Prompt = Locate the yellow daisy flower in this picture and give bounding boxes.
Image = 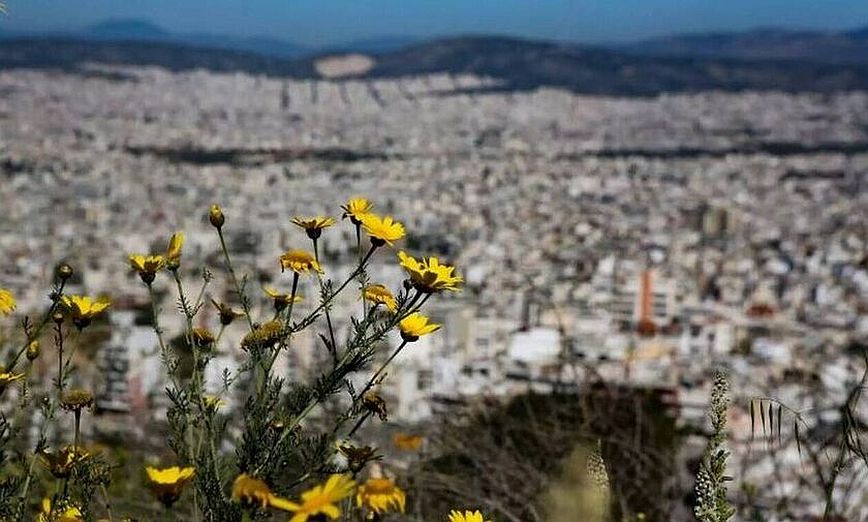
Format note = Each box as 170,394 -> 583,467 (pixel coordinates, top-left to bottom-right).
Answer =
165,231 -> 185,269
393,433 -> 425,451
448,510 -> 490,522
145,466 -> 195,507
398,251 -> 463,293
292,216 -> 336,240
363,284 -> 397,312
192,327 -> 216,349
241,320 -> 286,351
37,497 -> 84,522
231,473 -> 295,511
356,477 -> 406,514
60,295 -> 111,329
0,369 -> 24,388
398,312 -> 440,342
203,395 -> 225,411
264,286 -> 303,312
279,250 -> 323,275
211,298 -> 244,326
60,388 -> 94,412
359,213 -> 405,247
341,197 -> 374,225
284,474 -> 356,522
0,288 -> 15,315
128,254 -> 165,284
41,446 -> 90,479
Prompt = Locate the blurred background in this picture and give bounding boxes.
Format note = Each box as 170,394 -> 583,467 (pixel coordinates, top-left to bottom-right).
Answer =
2,1 -> 868,520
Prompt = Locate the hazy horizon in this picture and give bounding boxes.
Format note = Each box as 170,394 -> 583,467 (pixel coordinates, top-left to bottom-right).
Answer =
1,0 -> 867,47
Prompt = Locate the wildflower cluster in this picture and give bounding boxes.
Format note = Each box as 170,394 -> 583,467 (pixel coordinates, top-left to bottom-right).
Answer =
0,197 -> 491,521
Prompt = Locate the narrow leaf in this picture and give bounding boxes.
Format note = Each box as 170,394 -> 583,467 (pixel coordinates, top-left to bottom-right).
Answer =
760,400 -> 767,438
750,400 -> 755,442
768,401 -> 774,442
777,404 -> 783,447
795,420 -> 802,458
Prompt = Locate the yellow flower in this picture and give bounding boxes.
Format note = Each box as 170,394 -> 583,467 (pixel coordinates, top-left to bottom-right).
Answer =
448,510 -> 490,522
292,216 -> 336,240
0,288 -> 16,315
362,392 -> 388,421
165,231 -> 185,269
398,312 -> 440,342
37,497 -> 83,522
341,197 -> 374,225
398,251 -> 463,293
0,369 -> 24,388
284,474 -> 356,522
337,443 -> 377,473
279,250 -> 322,275
61,295 -> 111,329
231,473 -> 295,511
264,286 -> 303,313
209,204 -> 225,229
60,388 -> 94,412
363,284 -> 397,312
241,320 -> 285,350
192,327 -> 216,349
128,254 -> 165,283
26,340 -> 40,361
211,299 -> 244,326
203,395 -> 225,411
359,214 -> 405,247
393,433 -> 425,451
145,466 -> 195,507
41,446 -> 90,479
356,477 -> 406,514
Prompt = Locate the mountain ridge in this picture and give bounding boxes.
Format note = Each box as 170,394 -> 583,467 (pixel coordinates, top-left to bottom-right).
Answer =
1,31 -> 867,96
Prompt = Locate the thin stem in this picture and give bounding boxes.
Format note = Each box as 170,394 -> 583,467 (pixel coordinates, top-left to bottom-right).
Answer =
260,273 -> 299,395
56,322 -> 64,397
313,238 -> 339,365
347,411 -> 372,439
6,279 -> 67,373
297,244 -> 378,331
356,224 -> 365,318
73,410 -> 81,449
101,484 -> 114,522
359,340 -> 409,400
217,228 -> 255,330
147,283 -> 168,354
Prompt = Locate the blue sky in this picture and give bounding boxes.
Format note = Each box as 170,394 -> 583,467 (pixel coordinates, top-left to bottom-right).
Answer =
2,0 -> 868,46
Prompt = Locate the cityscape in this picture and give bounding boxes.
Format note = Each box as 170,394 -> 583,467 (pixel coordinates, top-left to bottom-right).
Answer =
1,28 -> 868,522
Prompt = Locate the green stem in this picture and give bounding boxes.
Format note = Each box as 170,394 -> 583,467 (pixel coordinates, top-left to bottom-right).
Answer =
56,322 -> 64,397
6,279 -> 66,373
313,238 -> 339,365
296,244 -> 378,332
356,224 -> 366,319
217,228 -> 255,330
260,273 -> 299,395
359,340 -> 408,399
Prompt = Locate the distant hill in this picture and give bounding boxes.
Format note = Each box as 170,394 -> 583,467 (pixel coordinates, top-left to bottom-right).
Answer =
363,36 -> 868,94
0,18 -> 311,59
325,35 -> 421,55
87,19 -> 170,40
1,35 -> 868,96
622,27 -> 868,64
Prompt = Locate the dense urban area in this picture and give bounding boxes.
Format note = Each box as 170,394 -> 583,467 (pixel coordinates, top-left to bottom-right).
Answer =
2,65 -> 868,519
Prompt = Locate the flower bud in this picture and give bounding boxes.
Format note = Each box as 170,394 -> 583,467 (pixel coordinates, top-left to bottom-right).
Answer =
26,340 -> 40,361
56,263 -> 74,281
209,204 -> 225,229
52,312 -> 64,324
